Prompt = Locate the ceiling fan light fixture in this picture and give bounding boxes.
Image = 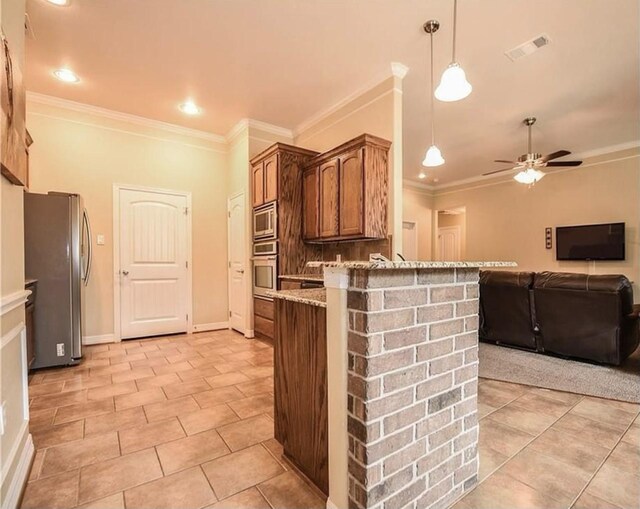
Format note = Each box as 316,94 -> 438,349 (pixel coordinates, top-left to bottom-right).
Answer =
423,145 -> 445,167
513,168 -> 545,185
435,63 -> 472,102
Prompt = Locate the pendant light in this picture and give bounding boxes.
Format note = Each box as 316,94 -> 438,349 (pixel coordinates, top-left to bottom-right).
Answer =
422,20 -> 445,167
435,0 -> 472,102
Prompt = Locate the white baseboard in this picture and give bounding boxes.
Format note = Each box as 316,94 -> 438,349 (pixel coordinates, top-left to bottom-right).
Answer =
83,333 -> 116,345
3,431 -> 34,509
192,322 -> 229,333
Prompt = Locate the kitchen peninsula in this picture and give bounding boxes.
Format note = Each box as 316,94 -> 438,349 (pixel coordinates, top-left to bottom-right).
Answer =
270,260 -> 516,509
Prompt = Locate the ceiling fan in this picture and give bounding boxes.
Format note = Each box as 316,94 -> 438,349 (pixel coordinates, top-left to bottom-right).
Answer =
484,117 -> 583,184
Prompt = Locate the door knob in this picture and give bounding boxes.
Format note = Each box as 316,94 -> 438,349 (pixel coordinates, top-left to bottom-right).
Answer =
122,270 -> 129,276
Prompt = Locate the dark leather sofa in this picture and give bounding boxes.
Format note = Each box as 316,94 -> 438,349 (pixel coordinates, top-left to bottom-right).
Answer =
479,270 -> 640,365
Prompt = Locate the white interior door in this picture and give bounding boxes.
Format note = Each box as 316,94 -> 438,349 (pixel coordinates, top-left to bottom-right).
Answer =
119,188 -> 189,339
402,221 -> 418,260
438,226 -> 461,261
228,193 -> 246,333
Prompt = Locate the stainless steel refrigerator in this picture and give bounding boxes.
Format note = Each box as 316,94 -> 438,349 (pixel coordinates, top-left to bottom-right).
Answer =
24,192 -> 92,368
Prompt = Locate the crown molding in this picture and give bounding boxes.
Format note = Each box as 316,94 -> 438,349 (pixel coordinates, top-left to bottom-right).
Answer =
225,118 -> 293,144
404,140 -> 640,194
569,140 -> 640,161
27,92 -> 227,144
391,62 -> 409,80
293,61 -> 409,138
403,179 -> 436,194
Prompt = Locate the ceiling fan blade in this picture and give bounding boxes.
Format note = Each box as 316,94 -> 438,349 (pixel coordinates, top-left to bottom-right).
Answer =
483,167 -> 516,176
540,150 -> 571,163
494,159 -> 519,164
546,160 -> 583,167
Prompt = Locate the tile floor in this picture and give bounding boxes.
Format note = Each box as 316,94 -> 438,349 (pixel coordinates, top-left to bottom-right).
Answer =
23,330 -> 324,509
22,330 -> 640,509
455,379 -> 640,509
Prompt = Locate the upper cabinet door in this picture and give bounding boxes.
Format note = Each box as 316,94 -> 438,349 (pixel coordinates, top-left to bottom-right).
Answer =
319,159 -> 340,238
263,153 -> 278,203
339,148 -> 364,237
252,162 -> 265,207
302,166 -> 320,240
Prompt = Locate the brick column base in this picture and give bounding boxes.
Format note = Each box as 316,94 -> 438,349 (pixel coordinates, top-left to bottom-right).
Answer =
345,268 -> 479,509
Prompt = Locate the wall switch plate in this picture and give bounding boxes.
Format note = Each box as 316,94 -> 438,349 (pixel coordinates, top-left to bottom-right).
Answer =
96,234 -> 105,245
56,343 -> 65,357
0,402 -> 6,436
545,227 -> 552,249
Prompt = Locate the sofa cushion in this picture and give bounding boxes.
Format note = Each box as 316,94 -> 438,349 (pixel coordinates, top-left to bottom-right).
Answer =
479,271 -> 536,349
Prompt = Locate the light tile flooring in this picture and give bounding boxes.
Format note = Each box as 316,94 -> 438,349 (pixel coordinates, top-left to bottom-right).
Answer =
22,330 -> 640,509
23,330 -> 324,509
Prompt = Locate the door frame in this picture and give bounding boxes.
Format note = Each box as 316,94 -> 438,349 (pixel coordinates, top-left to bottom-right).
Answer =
112,183 -> 193,342
227,190 -> 249,335
437,225 -> 462,261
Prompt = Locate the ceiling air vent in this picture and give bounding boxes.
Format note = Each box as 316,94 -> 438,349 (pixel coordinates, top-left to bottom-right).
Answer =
505,33 -> 551,61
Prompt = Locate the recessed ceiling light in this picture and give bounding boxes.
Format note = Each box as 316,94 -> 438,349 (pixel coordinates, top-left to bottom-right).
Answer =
418,172 -> 427,179
53,68 -> 79,83
179,100 -> 202,115
47,0 -> 70,5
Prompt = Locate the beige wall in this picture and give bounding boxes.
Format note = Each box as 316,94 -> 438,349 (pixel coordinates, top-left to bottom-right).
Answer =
1,0 -> 31,505
294,76 -> 403,254
431,149 -> 640,299
26,100 -> 230,338
402,188 -> 433,260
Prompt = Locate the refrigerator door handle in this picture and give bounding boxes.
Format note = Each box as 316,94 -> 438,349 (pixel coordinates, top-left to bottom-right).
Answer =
83,208 -> 92,286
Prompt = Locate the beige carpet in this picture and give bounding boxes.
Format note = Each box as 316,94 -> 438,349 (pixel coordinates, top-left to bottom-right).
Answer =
478,342 -> 640,403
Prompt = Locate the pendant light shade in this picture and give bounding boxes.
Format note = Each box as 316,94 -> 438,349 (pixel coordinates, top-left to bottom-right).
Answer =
435,63 -> 472,102
436,0 -> 472,102
422,20 -> 445,168
423,145 -> 445,167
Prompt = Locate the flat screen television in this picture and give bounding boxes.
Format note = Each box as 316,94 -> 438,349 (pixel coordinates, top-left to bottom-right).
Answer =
556,222 -> 625,261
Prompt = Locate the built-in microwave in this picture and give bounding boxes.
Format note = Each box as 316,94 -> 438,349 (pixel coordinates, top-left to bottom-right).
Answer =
253,202 -> 277,240
253,256 -> 277,300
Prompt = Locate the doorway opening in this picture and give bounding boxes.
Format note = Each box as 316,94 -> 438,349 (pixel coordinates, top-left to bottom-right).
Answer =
436,207 -> 466,261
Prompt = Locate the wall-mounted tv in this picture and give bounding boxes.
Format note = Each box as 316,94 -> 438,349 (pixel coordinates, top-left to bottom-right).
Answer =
556,223 -> 625,261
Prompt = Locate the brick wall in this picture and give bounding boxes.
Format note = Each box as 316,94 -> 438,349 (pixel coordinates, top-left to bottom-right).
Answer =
346,268 -> 479,509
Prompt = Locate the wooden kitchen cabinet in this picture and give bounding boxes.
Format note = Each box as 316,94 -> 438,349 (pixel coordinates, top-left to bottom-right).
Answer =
319,159 -> 339,238
263,153 -> 278,204
250,143 -> 322,340
302,134 -> 391,242
274,298 -> 328,495
339,148 -> 364,236
302,166 -> 320,240
252,162 -> 265,207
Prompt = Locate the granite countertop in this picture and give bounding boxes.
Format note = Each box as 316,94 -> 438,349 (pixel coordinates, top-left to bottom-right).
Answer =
278,274 -> 324,282
266,288 -> 327,308
306,261 -> 517,270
